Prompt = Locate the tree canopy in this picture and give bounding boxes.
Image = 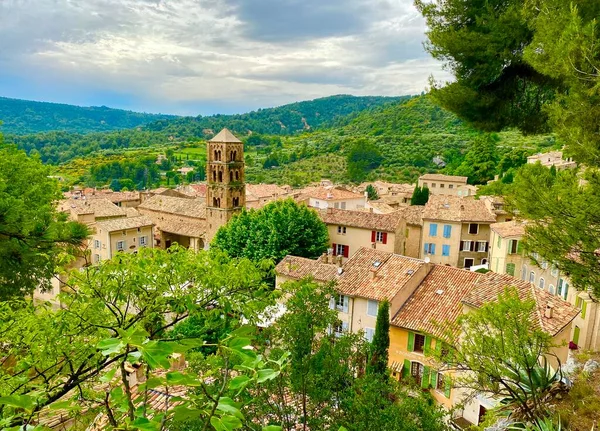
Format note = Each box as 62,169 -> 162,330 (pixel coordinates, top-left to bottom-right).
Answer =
0,144 -> 88,299
212,199 -> 329,264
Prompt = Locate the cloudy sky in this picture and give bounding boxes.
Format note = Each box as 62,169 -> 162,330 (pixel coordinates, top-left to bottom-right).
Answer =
0,0 -> 450,115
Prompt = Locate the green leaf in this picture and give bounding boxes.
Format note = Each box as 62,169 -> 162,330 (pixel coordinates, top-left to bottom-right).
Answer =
210,414 -> 243,431
263,426 -> 282,431
140,377 -> 163,390
228,375 -> 250,391
228,337 -> 252,352
99,367 -> 117,383
167,338 -> 206,353
49,400 -> 73,410
166,371 -> 201,386
97,338 -> 124,355
0,395 -> 35,412
216,397 -> 244,419
257,368 -> 279,383
172,405 -> 203,422
132,417 -> 160,431
139,341 -> 173,369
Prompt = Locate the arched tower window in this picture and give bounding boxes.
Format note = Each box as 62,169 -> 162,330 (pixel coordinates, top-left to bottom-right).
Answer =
217,150 -> 222,161
212,169 -> 217,182
233,150 -> 237,161
233,197 -> 239,207
230,151 -> 234,161
230,171 -> 234,182
213,197 -> 218,207
218,170 -> 223,182
216,198 -> 221,207
235,170 -> 240,181
214,150 -> 218,161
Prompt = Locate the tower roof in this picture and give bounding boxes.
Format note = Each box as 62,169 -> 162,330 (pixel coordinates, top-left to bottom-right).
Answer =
208,128 -> 242,143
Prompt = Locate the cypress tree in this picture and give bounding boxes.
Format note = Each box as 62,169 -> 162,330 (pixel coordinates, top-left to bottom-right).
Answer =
367,300 -> 390,376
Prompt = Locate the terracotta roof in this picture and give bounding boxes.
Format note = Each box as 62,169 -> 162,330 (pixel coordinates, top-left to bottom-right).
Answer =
90,191 -> 140,203
365,201 -> 397,214
399,205 -> 424,226
95,215 -> 154,232
299,186 -> 364,201
419,173 -> 468,183
246,183 -> 290,200
318,208 -> 402,232
463,272 -> 579,336
63,198 -> 127,218
209,128 -> 242,143
392,265 -> 481,339
423,195 -> 496,223
335,248 -> 426,302
490,220 -> 526,238
159,217 -> 206,238
276,256 -> 339,283
139,195 -> 206,219
125,207 -> 140,217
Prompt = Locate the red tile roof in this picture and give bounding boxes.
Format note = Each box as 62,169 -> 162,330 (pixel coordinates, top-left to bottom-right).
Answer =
423,195 -> 496,223
318,208 -> 402,232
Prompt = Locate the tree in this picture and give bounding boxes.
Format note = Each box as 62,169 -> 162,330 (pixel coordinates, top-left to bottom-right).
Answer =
411,186 -> 430,206
441,288 -> 563,422
365,184 -> 379,200
0,145 -> 88,299
453,134 -> 499,185
0,246 -> 282,429
212,199 -> 329,263
109,178 -> 122,191
367,300 -> 390,376
346,140 -> 383,183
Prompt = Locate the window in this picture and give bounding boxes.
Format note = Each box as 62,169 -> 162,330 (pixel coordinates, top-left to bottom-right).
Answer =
414,333 -> 426,353
551,265 -> 559,277
376,231 -> 384,242
93,254 -> 100,263
423,182 -> 428,187
367,300 -> 379,317
497,236 -> 502,249
468,223 -> 479,234
548,284 -> 555,295
334,321 -> 348,337
539,278 -> 545,289
460,240 -> 473,252
314,201 -> 320,208
340,202 -> 346,210
464,258 -> 474,269
423,243 -> 436,255
335,294 -> 349,313
431,183 -> 437,188
116,240 -> 126,251
364,327 -> 375,342
521,265 -> 528,281
429,223 -> 438,237
541,260 -> 548,270
139,236 -> 148,247
122,230 -> 127,237
557,279 -> 569,299
337,226 -> 346,235
448,184 -> 454,189
94,239 -> 101,249
436,372 -> 445,391
529,271 -> 535,283
334,202 -> 340,209
476,241 -> 488,252
411,362 -> 424,381
443,225 -> 452,238
509,239 -> 519,254
442,245 -> 450,257
334,244 -> 349,258
506,263 -> 516,276
440,183 -> 445,188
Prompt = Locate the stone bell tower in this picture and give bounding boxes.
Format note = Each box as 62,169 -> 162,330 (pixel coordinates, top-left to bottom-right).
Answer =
205,128 -> 246,244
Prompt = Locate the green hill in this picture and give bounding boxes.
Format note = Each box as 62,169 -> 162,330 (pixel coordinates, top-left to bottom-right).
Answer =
142,94 -> 406,137
0,97 -> 176,135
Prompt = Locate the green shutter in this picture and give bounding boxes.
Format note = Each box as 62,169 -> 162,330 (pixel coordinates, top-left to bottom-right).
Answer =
444,375 -> 452,398
430,370 -> 437,387
573,326 -> 580,345
421,366 -> 430,389
435,339 -> 442,357
582,301 -> 587,319
402,359 -> 411,379
517,240 -> 523,254
424,335 -> 432,356
407,332 -> 415,352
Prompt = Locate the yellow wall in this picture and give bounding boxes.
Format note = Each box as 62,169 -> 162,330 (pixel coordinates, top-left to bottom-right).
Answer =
327,225 -> 398,260
421,220 -> 461,265
91,225 -> 154,262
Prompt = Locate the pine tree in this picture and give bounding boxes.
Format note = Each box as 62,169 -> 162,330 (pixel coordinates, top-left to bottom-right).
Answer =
367,300 -> 390,376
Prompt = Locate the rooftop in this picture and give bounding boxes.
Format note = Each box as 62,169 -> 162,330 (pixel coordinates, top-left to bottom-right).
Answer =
95,215 -> 154,233
319,208 -> 402,232
276,255 -> 340,283
419,173 -> 468,183
399,205 -> 425,226
209,127 -> 242,143
423,195 -> 496,223
490,220 -> 526,238
246,183 -> 290,200
89,191 -> 140,203
62,198 -> 127,219
298,186 -> 365,201
138,195 -> 206,219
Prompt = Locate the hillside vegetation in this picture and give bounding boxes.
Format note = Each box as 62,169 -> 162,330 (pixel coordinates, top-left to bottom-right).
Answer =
0,97 -> 175,134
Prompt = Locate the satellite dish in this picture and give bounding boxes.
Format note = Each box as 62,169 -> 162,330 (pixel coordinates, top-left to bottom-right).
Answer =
424,257 -> 431,263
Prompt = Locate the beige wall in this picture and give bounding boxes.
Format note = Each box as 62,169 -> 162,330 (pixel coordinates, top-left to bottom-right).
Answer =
418,178 -> 467,196
421,220 -> 461,265
309,196 -> 366,211
327,224 -> 401,260
91,225 -> 154,263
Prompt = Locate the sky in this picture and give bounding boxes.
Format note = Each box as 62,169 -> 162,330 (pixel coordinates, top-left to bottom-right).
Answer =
0,0 -> 451,116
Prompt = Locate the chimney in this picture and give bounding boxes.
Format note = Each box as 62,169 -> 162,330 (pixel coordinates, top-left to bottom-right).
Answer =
321,252 -> 327,263
336,255 -> 343,268
545,303 -> 554,319
369,207 -> 374,213
370,268 -> 377,280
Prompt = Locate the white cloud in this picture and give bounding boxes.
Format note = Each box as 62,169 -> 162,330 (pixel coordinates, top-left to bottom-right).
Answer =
0,0 -> 452,114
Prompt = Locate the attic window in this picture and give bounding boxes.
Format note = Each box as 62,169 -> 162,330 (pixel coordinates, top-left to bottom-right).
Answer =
373,261 -> 382,268
435,289 -> 444,295
407,269 -> 414,275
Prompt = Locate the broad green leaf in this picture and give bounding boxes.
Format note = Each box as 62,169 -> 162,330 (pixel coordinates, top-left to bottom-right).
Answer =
210,414 -> 243,431
339,427 -> 349,431
140,341 -> 173,369
166,371 -> 201,386
132,417 -> 159,431
228,337 -> 252,352
216,397 -> 244,419
140,377 -> 163,390
229,325 -> 256,337
167,338 -> 206,353
0,395 -> 35,412
228,375 -> 250,390
99,367 -> 117,383
97,338 -> 124,355
257,368 -> 279,383
171,405 -> 204,422
49,400 -> 72,410
263,426 -> 282,431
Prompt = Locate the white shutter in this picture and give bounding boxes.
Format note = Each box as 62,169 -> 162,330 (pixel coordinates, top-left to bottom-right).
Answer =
329,297 -> 335,310
342,321 -> 349,332
343,296 -> 349,313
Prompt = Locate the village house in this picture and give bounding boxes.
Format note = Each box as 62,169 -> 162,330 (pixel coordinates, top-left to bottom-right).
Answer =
246,183 -> 292,209
353,181 -> 415,205
489,220 -> 600,350
421,195 -> 497,269
137,195 -> 206,251
318,208 -> 406,259
418,174 -> 477,197
90,215 -> 154,263
296,186 -> 366,210
60,198 -> 128,225
275,247 -> 578,428
527,150 -> 577,170
399,205 -> 424,258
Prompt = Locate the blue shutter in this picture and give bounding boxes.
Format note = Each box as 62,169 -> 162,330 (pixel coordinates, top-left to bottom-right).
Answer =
443,225 -> 452,238
424,243 -> 429,255
430,223 -> 438,237
430,244 -> 436,255
442,245 -> 450,256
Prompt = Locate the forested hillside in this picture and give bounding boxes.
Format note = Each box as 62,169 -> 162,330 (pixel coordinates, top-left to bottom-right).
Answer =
0,97 -> 176,134
142,94 -> 405,137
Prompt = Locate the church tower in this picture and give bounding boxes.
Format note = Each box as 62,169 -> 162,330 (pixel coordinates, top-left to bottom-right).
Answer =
205,128 -> 246,244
